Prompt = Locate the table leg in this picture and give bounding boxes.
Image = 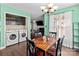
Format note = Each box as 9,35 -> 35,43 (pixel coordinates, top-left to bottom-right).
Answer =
43,51 -> 46,56
36,47 -> 46,56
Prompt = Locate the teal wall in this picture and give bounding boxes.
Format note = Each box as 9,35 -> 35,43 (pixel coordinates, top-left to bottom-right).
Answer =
0,4 -> 31,48
44,13 -> 49,36
0,4 -> 1,48
44,4 -> 79,35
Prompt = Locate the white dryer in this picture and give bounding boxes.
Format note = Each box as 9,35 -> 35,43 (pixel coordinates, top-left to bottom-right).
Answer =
6,30 -> 18,46
19,30 -> 27,42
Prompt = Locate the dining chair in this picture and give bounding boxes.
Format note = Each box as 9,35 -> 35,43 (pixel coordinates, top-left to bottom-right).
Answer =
49,32 -> 57,38
48,32 -> 57,48
47,36 -> 65,56
26,37 -> 36,56
26,37 -> 44,56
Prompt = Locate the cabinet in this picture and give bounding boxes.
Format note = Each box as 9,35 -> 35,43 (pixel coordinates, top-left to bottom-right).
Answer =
73,22 -> 79,50
6,13 -> 26,30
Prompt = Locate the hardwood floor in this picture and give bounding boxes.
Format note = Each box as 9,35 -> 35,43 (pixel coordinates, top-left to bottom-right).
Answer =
0,42 -> 27,56
62,47 -> 79,56
0,41 -> 79,56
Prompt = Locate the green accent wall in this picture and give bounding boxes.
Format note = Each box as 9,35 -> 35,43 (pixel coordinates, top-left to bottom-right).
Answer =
44,13 -> 49,36
0,4 -> 31,48
44,4 -> 79,48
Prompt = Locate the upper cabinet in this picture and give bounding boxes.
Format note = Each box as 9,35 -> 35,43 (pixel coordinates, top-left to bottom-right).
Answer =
6,13 -> 26,25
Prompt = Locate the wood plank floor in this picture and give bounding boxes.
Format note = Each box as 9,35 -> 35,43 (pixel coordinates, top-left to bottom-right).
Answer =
62,47 -> 79,56
0,41 -> 79,56
0,41 -> 27,56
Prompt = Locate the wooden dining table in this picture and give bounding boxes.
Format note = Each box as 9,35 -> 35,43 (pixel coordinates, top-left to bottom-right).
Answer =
32,36 -> 58,56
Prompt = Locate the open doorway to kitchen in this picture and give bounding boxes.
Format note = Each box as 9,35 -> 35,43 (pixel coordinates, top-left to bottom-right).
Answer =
31,20 -> 44,39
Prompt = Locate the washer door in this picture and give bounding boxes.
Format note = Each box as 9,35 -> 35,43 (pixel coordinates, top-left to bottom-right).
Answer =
7,32 -> 18,46
21,33 -> 26,37
9,34 -> 16,40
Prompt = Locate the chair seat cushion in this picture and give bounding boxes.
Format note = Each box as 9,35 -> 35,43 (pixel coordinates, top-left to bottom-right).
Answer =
49,48 -> 56,51
36,51 -> 43,56
47,48 -> 56,56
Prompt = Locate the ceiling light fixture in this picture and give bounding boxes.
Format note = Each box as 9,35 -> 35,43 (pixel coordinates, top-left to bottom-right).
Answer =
40,3 -> 58,13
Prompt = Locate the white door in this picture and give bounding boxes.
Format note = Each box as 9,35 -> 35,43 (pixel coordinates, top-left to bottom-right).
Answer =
63,12 -> 73,48
49,12 -> 73,48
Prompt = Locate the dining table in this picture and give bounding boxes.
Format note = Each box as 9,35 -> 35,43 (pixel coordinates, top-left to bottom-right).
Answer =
32,36 -> 58,56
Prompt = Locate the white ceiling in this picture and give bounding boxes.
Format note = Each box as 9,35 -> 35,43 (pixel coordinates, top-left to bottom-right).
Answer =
5,3 -> 76,20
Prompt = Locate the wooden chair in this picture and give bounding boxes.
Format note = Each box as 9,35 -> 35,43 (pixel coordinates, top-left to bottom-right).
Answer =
27,38 -> 36,56
48,32 -> 57,48
49,32 -> 57,38
26,37 -> 44,56
47,36 -> 65,56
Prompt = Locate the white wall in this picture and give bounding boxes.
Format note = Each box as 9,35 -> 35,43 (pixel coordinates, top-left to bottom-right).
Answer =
32,15 -> 44,31
32,20 -> 38,30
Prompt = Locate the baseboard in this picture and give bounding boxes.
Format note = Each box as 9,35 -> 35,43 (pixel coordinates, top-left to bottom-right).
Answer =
0,46 -> 6,50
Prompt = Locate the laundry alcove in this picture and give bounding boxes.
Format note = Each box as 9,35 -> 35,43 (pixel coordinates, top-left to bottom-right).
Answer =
0,4 -> 31,49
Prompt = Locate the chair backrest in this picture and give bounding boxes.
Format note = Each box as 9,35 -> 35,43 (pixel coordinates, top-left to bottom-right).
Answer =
26,37 -> 35,56
56,36 -> 65,56
49,32 -> 57,38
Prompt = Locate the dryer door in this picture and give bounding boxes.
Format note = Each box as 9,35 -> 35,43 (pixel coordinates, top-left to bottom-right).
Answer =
21,33 -> 26,38
9,34 -> 16,40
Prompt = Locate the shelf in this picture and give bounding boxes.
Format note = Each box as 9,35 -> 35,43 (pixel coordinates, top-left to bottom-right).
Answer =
74,31 -> 79,34
73,33 -> 79,35
6,13 -> 26,25
74,38 -> 79,41
74,42 -> 79,46
74,41 -> 79,44
74,35 -> 79,37
73,22 -> 79,50
74,46 -> 79,49
74,29 -> 79,31
74,29 -> 79,30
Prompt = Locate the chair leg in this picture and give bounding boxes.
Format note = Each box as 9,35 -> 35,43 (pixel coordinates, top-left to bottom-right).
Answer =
60,53 -> 61,56
35,49 -> 37,56
60,50 -> 61,56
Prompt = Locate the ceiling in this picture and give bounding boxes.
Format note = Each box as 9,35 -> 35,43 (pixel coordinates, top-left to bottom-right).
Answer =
5,3 -> 76,20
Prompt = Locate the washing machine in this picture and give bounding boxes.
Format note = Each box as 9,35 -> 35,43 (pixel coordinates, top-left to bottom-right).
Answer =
6,30 -> 19,46
19,30 -> 27,42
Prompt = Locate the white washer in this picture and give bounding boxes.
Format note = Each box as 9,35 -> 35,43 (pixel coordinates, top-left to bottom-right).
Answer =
19,30 -> 27,42
6,30 -> 18,46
